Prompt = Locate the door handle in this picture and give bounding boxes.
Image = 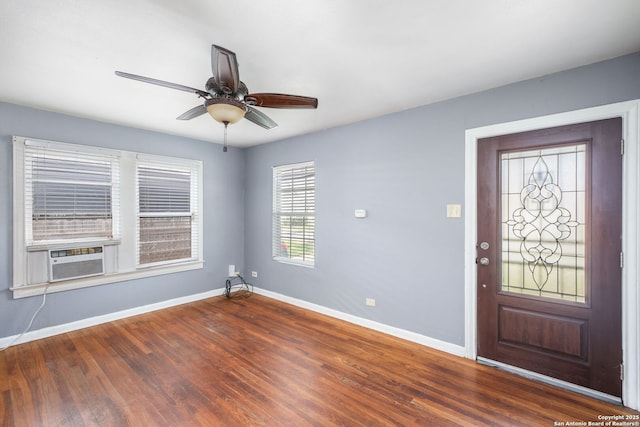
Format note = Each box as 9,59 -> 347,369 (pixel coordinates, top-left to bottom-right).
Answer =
479,257 -> 490,266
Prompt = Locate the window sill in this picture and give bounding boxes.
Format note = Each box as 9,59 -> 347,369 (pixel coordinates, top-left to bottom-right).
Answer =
273,257 -> 315,268
27,239 -> 121,252
11,260 -> 204,299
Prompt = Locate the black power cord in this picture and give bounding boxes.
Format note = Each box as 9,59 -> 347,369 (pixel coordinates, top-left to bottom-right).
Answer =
224,274 -> 253,299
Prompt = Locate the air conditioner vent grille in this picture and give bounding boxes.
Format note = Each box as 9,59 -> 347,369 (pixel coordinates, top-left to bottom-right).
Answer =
49,246 -> 105,282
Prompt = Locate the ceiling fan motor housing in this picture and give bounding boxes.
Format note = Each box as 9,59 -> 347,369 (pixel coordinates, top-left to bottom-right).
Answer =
206,77 -> 249,100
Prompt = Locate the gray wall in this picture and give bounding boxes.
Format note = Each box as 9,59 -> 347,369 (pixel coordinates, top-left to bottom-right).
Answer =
0,103 -> 245,337
244,52 -> 640,346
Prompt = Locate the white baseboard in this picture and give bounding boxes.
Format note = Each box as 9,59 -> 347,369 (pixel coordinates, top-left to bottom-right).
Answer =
253,287 -> 467,358
0,288 -> 225,348
1,286 -> 466,361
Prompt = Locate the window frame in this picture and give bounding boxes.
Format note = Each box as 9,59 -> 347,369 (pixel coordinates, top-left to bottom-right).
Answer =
12,136 -> 203,298
272,161 -> 316,267
136,153 -> 202,268
23,138 -> 121,245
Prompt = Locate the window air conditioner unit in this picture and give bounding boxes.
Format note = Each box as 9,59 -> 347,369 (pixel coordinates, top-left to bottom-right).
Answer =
48,246 -> 105,282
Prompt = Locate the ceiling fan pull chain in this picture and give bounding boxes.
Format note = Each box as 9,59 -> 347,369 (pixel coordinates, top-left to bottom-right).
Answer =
223,121 -> 229,152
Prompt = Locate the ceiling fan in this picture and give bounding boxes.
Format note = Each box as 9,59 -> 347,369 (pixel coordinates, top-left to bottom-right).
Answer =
115,44 -> 318,151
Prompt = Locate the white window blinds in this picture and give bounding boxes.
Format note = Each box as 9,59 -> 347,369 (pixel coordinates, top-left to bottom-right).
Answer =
23,139 -> 120,244
136,154 -> 201,266
273,161 -> 315,266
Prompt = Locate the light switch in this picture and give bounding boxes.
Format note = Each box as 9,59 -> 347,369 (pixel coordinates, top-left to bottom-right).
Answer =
446,204 -> 462,218
354,209 -> 367,218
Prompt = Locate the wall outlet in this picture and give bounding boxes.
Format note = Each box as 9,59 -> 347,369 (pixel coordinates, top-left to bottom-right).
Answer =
251,271 -> 258,278
365,298 -> 376,307
228,265 -> 235,277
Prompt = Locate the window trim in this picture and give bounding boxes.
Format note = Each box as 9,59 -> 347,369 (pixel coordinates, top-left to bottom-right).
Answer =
272,160 -> 316,267
11,260 -> 203,298
12,136 -> 203,299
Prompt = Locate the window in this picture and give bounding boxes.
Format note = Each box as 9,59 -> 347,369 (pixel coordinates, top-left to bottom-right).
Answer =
273,161 -> 315,266
136,154 -> 200,266
23,139 -> 120,244
12,136 -> 203,298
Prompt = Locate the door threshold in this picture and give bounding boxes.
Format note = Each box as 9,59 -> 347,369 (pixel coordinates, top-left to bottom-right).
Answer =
477,357 -> 622,406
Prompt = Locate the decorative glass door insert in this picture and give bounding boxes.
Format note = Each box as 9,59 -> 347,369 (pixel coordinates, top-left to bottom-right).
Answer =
500,144 -> 586,303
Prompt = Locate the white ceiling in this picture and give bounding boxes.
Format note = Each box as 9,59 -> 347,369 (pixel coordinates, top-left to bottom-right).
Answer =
1,0 -> 639,148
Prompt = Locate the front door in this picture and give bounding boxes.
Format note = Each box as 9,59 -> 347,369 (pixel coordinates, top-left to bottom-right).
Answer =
477,118 -> 623,397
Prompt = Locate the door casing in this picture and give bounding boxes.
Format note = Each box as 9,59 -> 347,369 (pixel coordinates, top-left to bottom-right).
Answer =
464,100 -> 640,410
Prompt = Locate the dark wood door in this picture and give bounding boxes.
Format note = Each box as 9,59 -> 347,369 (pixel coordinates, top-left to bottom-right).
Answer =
477,118 -> 623,397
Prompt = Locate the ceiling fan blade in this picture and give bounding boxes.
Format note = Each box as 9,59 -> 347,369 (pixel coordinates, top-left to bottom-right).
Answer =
211,45 -> 240,94
246,93 -> 318,109
115,71 -> 209,98
176,105 -> 207,120
245,106 -> 278,129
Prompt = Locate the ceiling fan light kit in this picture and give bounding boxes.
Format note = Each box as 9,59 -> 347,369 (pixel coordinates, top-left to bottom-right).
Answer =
115,44 -> 318,151
205,98 -> 246,124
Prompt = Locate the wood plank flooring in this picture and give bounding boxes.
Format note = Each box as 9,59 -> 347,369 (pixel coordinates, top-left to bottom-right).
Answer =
1,294 -> 638,426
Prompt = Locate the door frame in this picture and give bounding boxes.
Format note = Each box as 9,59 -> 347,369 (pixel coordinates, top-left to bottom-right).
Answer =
464,99 -> 640,410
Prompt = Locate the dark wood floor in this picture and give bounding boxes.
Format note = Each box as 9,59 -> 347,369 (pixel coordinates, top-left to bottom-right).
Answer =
1,294 -> 638,426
